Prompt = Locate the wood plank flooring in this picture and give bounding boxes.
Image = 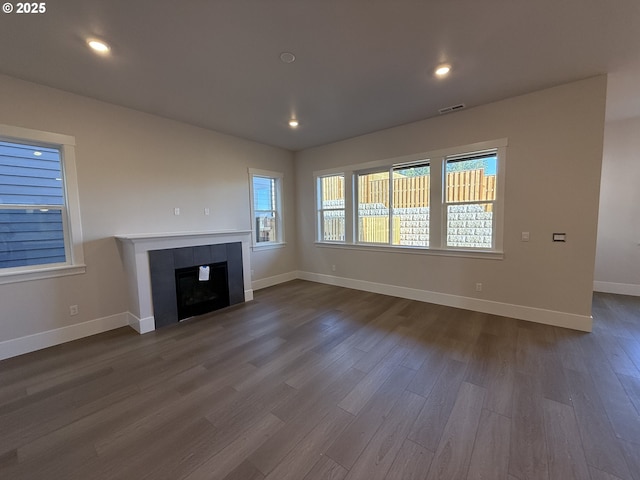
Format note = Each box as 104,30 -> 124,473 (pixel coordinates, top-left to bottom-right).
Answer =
1,280 -> 640,480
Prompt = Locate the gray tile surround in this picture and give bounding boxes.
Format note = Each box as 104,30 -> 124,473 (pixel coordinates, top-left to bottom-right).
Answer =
149,242 -> 244,328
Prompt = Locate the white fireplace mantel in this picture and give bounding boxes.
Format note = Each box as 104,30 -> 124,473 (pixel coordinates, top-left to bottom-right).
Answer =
116,230 -> 253,333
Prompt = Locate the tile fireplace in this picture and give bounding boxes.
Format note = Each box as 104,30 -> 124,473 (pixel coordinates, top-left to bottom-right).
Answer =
116,231 -> 253,333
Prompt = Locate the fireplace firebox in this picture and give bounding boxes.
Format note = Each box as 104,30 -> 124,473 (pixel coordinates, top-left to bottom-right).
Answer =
175,262 -> 230,320
117,232 -> 250,333
148,241 -> 245,329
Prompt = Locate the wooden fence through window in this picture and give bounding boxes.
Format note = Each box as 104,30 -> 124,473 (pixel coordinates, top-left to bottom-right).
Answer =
320,170 -> 496,243
321,170 -> 496,207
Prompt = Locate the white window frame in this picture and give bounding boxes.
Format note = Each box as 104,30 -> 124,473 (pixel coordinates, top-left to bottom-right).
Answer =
313,138 -> 507,259
316,173 -> 347,243
355,167 -> 392,245
248,168 -> 285,249
443,150 -> 503,251
0,124 -> 85,284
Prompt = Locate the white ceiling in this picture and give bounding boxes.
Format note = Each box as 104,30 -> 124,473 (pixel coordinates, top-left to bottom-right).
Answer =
1,0 -> 639,151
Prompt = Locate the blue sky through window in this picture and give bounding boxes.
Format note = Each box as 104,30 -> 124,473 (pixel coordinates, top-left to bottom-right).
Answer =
484,156 -> 497,175
446,155 -> 497,176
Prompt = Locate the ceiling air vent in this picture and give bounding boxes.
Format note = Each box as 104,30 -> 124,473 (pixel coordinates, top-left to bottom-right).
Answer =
438,103 -> 466,114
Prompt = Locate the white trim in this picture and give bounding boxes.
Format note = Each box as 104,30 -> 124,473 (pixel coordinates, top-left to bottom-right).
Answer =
593,281 -> 640,296
0,289 -> 257,361
0,313 -> 129,361
314,241 -> 504,260
0,124 -> 75,146
251,241 -> 286,251
60,143 -> 85,266
248,168 -> 285,179
248,168 -> 285,247
115,230 -> 252,243
0,124 -> 85,283
126,312 -> 155,334
297,271 -> 592,332
316,173 -> 348,243
312,139 -> 506,254
493,145 -> 506,252
430,157 -> 443,248
252,271 -> 298,291
0,264 -> 86,285
1,268 -> 597,361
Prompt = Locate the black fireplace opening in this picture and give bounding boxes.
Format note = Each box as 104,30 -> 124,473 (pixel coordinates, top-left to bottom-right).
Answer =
175,262 -> 230,320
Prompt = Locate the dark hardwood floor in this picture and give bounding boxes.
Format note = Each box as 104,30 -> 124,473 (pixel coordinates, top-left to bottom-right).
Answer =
1,280 -> 640,479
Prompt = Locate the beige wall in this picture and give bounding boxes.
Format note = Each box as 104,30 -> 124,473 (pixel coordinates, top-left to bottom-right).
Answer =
295,76 -> 607,328
595,116 -> 640,293
0,74 -> 296,343
0,73 -> 608,349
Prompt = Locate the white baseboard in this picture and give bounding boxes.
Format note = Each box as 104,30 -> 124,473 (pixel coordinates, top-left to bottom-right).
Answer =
593,281 -> 640,296
1,270 -> 596,362
0,278 -> 269,361
298,271 -> 592,332
0,313 -> 130,361
252,271 -> 298,291
126,313 -> 155,334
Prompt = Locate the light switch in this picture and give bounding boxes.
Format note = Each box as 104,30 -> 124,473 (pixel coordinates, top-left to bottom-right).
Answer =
174,207 -> 180,216
521,232 -> 530,242
553,233 -> 566,242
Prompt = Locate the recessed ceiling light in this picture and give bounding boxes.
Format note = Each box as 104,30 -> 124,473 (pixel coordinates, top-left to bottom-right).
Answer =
33,151 -> 42,156
87,39 -> 110,54
280,52 -> 296,64
288,119 -> 299,128
435,64 -> 451,77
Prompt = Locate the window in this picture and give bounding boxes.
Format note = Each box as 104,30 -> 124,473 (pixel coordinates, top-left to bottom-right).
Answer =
317,174 -> 345,242
249,169 -> 284,246
0,124 -> 85,283
392,163 -> 430,247
445,152 -> 497,248
356,162 -> 431,246
315,139 -> 506,256
358,170 -> 390,243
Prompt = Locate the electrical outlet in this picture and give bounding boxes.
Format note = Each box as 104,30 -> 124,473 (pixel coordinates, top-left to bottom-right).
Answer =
331,264 -> 336,272
475,283 -> 483,292
69,305 -> 79,316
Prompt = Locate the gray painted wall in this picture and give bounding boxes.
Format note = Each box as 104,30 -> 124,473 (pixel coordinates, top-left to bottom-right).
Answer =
595,116 -> 640,294
0,74 -> 296,344
295,76 -> 607,328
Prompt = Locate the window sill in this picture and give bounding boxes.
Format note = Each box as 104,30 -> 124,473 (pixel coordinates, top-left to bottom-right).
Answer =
251,242 -> 287,251
0,264 -> 87,285
314,242 -> 504,260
